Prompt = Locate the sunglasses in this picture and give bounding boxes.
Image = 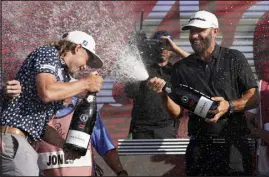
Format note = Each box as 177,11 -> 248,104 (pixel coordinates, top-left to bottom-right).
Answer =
154,32 -> 172,39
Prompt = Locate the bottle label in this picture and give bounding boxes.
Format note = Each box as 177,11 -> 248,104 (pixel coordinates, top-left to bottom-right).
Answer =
194,96 -> 213,118
65,130 -> 90,149
86,95 -> 95,103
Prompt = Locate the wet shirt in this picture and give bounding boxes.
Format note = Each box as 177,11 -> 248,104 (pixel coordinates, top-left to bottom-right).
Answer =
125,63 -> 175,130
170,44 -> 257,137
1,45 -> 70,140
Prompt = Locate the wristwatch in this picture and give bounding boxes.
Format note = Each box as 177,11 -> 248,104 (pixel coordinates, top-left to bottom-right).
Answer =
228,100 -> 235,114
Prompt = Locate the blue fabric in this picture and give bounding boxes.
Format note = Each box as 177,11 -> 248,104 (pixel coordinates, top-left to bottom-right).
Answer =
55,97 -> 115,157
91,112 -> 115,157
55,97 -> 78,118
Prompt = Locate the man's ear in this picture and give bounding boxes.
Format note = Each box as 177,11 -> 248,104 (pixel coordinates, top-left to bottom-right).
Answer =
212,28 -> 219,39
74,44 -> 82,53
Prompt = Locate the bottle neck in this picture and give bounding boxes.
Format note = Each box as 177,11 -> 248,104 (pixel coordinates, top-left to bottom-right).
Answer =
86,93 -> 96,103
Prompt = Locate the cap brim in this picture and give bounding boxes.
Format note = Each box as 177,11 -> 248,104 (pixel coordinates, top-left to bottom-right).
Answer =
182,25 -> 192,30
87,52 -> 103,69
182,21 -> 212,30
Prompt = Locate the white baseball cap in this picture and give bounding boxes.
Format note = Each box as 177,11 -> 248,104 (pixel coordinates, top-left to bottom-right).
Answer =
182,10 -> 219,30
62,31 -> 103,68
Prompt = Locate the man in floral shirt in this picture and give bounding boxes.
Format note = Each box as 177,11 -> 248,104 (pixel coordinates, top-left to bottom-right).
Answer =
1,31 -> 104,176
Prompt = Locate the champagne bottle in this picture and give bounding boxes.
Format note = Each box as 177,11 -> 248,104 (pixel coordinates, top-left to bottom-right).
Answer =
163,83 -> 218,119
64,93 -> 97,156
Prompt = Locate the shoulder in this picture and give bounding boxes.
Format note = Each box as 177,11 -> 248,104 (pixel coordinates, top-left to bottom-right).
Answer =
30,45 -> 60,64
225,47 -> 246,59
33,45 -> 59,58
172,54 -> 196,68
37,45 -> 58,55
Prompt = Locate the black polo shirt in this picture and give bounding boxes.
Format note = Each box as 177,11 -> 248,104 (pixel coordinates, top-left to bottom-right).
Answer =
125,63 -> 175,130
170,44 -> 257,137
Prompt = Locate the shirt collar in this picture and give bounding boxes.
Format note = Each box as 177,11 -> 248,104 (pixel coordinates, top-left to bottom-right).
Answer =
211,44 -> 220,60
59,58 -> 72,82
60,58 -> 68,68
151,62 -> 172,69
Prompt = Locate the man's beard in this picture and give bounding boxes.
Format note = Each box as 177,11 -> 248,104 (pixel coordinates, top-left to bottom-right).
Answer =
190,32 -> 212,53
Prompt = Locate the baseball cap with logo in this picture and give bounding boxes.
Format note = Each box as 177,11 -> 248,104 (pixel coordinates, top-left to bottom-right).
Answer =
62,31 -> 103,68
182,10 -> 219,30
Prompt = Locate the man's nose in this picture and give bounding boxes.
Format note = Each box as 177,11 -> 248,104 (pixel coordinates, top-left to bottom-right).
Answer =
190,32 -> 199,39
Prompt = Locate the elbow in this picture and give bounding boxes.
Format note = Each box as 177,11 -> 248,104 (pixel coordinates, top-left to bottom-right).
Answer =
170,109 -> 183,120
38,91 -> 54,103
171,114 -> 180,120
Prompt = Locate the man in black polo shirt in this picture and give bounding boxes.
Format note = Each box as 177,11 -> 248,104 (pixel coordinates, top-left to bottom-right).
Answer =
147,10 -> 258,176
124,31 -> 189,139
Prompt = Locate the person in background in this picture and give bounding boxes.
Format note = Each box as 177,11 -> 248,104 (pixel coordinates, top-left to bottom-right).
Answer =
2,80 -> 128,176
146,10 -> 258,176
1,80 -> 22,153
36,97 -> 128,176
124,30 -> 190,139
245,15 -> 269,177
246,82 -> 269,177
1,30 -> 104,176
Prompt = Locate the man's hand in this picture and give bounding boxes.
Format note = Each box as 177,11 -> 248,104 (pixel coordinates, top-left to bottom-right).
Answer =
146,77 -> 166,93
4,80 -> 21,98
63,146 -> 82,161
117,170 -> 128,176
84,71 -> 104,93
53,133 -> 82,161
161,36 -> 177,52
161,36 -> 191,58
205,97 -> 229,123
63,97 -> 73,107
44,121 -> 82,161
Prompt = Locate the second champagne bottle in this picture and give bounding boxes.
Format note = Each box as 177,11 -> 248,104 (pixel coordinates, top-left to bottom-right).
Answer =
163,83 -> 219,119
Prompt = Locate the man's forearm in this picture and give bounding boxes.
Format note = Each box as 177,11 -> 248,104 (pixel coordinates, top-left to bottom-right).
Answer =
103,148 -> 125,175
42,125 -> 65,148
160,92 -> 182,119
173,46 -> 191,58
231,88 -> 258,112
36,75 -> 87,103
